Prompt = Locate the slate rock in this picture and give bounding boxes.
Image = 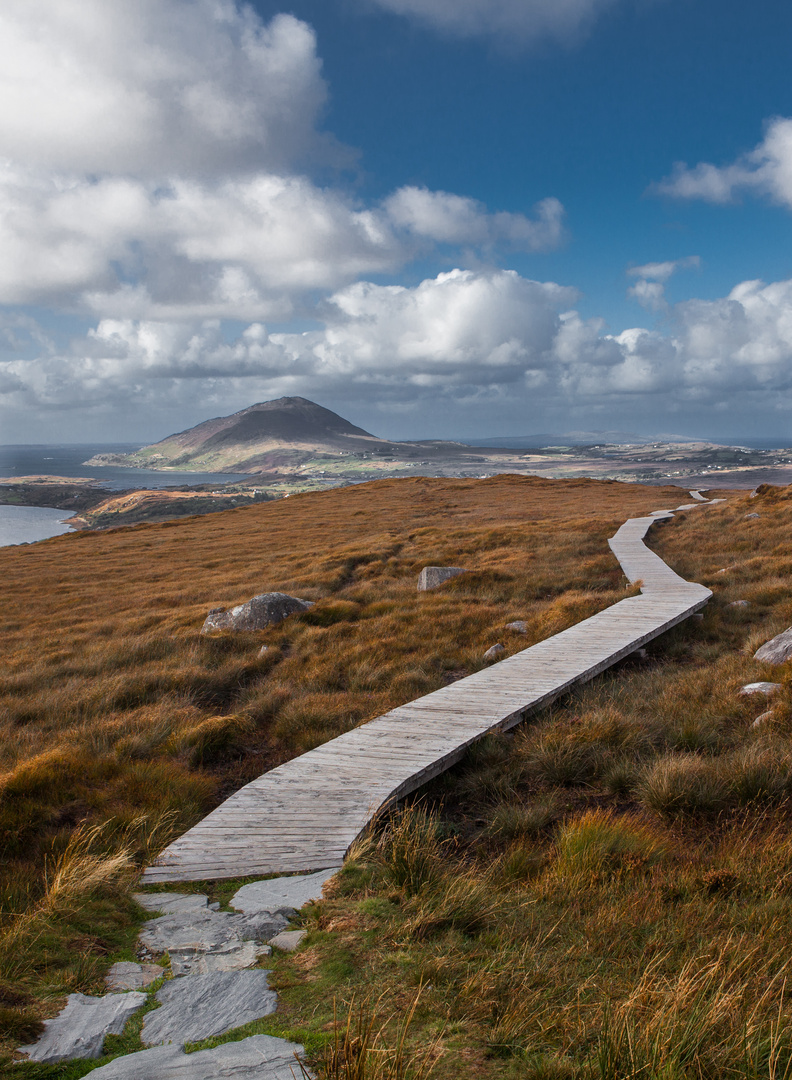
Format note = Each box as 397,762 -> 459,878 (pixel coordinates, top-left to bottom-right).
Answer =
231,868 -> 340,915
105,961 -> 163,991
739,682 -> 782,697
505,621 -> 528,634
133,892 -> 208,915
417,566 -> 467,592
142,970 -> 277,1046
483,643 -> 506,662
202,593 -> 313,633
139,908 -> 288,954
268,930 -> 306,952
169,940 -> 271,977
18,991 -> 147,1062
84,1033 -> 306,1079
754,627 -> 792,665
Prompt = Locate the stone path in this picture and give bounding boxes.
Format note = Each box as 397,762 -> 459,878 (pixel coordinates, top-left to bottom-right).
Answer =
16,871 -> 334,1075
143,499 -> 717,884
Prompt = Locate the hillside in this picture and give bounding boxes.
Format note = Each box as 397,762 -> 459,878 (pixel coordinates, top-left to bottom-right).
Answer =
6,475 -> 792,1078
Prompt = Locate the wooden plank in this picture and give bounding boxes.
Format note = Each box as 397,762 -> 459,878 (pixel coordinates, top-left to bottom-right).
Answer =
142,500 -> 718,884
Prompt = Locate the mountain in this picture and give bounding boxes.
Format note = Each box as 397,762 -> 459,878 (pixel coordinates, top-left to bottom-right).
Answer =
84,397 -> 422,474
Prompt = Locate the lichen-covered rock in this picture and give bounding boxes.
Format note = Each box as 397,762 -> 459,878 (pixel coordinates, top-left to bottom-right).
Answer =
754,627 -> 792,665
141,971 -> 277,1046
417,566 -> 467,591
18,991 -> 147,1062
83,1033 -> 306,1079
201,592 -> 313,633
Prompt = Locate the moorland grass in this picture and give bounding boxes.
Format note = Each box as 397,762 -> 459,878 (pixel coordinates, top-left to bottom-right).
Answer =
3,472 -> 784,1075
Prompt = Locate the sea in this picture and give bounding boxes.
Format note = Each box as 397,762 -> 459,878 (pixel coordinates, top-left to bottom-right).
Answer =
0,444 -> 251,548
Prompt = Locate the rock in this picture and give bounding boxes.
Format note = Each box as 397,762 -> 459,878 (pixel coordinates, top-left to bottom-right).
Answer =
258,645 -> 270,658
750,489 -> 760,498
84,1033 -> 306,1079
141,971 -> 277,1046
728,600 -> 750,608
483,643 -> 506,662
231,868 -> 340,915
169,940 -> 271,977
105,962 -> 163,991
417,566 -> 467,591
744,513 -> 760,520
753,710 -> 775,728
754,627 -> 792,665
133,893 -> 208,916
18,991 -> 147,1062
201,593 -> 313,634
268,930 -> 306,952
505,621 -> 528,634
739,682 -> 782,697
139,908 -> 288,954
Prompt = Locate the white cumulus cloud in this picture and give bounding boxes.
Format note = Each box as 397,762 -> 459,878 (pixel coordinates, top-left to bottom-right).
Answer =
0,1 -> 331,176
626,256 -> 700,311
655,117 -> 792,209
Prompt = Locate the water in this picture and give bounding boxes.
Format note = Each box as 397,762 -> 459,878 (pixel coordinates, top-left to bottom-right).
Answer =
0,505 -> 72,547
0,444 -> 252,548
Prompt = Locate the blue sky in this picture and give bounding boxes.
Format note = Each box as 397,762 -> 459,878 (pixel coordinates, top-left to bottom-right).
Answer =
2,0 -> 792,443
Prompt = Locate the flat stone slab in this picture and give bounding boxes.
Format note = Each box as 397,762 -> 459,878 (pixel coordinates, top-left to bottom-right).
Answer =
231,868 -> 340,915
134,893 -> 209,916
18,991 -> 147,1062
740,681 -> 782,697
105,962 -> 163,991
139,909 -> 288,954
169,940 -> 271,977
84,1033 -> 306,1079
417,566 -> 466,591
755,627 -> 792,665
268,930 -> 306,952
142,971 -> 277,1046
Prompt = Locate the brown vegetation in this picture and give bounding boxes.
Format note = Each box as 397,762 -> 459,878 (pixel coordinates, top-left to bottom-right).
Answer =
0,473 -> 690,1055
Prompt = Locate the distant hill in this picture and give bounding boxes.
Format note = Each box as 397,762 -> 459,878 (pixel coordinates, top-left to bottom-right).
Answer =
84,397 -> 439,474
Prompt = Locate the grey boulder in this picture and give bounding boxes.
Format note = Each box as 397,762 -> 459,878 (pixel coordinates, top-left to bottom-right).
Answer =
483,643 -> 506,662
105,961 -> 163,991
18,991 -> 147,1062
202,593 -> 313,633
739,681 -> 782,697
745,513 -> 760,520
134,892 -> 209,916
142,971 -> 277,1046
139,908 -> 288,954
755,627 -> 792,665
84,1033 -> 306,1079
728,600 -> 750,608
231,868 -> 339,915
169,940 -> 271,977
505,621 -> 528,634
417,566 -> 467,592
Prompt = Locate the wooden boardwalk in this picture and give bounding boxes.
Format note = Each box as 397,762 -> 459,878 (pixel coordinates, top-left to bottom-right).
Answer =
143,501 -> 714,883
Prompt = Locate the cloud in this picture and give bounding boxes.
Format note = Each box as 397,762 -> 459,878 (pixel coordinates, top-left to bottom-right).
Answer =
383,189 -> 565,251
626,256 -> 700,311
0,1 -> 332,176
363,0 -> 624,44
10,268 -> 792,433
655,117 -> 792,209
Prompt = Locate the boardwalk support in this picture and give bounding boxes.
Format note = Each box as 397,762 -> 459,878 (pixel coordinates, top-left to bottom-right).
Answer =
143,501 -> 714,883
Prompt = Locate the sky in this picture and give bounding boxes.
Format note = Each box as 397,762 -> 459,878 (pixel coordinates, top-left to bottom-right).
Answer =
2,1 -> 792,443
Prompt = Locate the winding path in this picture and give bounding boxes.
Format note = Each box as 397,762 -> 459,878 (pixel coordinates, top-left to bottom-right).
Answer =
143,495 -> 718,883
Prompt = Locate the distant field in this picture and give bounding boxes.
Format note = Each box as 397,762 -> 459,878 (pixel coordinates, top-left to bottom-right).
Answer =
7,474 -> 792,1078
